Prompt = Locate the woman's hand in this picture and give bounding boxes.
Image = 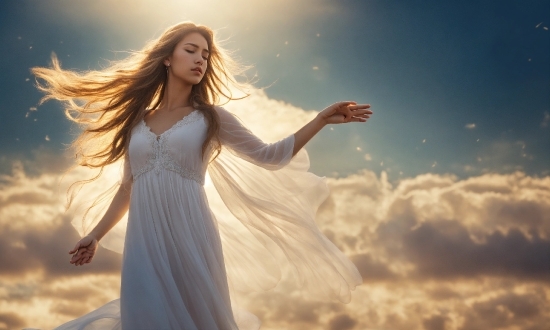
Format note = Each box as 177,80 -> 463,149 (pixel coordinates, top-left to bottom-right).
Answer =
69,234 -> 99,266
317,101 -> 372,125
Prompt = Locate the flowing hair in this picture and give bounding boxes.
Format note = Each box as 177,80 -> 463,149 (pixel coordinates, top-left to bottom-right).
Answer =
33,21 -> 249,167
31,21 -> 250,221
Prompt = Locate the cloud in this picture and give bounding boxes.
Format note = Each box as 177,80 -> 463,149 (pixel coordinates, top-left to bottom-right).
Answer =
0,312 -> 26,330
459,291 -> 549,330
398,221 -> 550,280
328,314 -> 357,330
224,89 -> 318,141
350,253 -> 398,282
2,90 -> 550,329
422,315 -> 449,330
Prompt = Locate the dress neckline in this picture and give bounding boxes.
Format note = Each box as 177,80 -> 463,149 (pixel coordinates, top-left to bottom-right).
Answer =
142,109 -> 199,139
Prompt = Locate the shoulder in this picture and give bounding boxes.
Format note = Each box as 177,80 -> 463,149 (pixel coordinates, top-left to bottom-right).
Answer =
213,105 -> 230,116
213,105 -> 239,122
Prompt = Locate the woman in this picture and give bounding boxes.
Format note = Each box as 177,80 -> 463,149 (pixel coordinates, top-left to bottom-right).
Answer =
33,22 -> 371,330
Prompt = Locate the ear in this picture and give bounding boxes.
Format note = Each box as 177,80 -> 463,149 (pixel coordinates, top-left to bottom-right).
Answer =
163,58 -> 171,67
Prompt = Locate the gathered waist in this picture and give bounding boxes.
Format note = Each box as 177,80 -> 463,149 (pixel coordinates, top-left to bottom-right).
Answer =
133,162 -> 205,185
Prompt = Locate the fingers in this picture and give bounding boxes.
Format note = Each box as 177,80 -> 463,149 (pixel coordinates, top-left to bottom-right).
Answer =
336,101 -> 357,106
70,251 -> 94,266
69,242 -> 81,254
348,104 -> 371,111
69,243 -> 94,263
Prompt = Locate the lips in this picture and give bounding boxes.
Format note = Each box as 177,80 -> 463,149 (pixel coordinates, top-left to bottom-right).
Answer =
191,67 -> 202,74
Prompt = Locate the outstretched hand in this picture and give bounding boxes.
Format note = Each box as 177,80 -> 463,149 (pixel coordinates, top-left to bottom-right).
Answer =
69,235 -> 98,266
318,101 -> 372,125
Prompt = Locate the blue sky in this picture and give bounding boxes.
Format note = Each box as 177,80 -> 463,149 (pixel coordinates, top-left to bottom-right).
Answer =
0,0 -> 548,180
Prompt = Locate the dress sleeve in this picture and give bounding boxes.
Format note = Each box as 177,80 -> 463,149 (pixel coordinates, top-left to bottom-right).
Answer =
206,108 -> 362,303
216,106 -> 295,170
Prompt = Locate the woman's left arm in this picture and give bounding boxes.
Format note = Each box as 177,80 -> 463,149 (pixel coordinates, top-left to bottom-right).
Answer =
292,101 -> 372,156
215,102 -> 372,169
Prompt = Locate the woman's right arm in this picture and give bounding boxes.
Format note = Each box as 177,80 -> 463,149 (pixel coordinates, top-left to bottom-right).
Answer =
69,171 -> 133,266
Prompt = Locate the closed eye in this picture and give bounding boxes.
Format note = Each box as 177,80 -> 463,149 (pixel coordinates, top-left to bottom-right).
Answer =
186,49 -> 209,61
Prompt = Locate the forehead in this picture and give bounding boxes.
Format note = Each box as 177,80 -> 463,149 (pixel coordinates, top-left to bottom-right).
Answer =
178,32 -> 209,50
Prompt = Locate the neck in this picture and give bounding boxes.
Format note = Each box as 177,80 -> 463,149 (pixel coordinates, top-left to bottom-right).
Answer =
158,76 -> 193,111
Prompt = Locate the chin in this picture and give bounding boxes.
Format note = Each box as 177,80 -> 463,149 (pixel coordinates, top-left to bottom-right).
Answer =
186,77 -> 203,85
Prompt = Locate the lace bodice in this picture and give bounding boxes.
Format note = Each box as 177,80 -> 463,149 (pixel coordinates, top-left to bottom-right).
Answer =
124,107 -> 296,186
129,109 -> 206,185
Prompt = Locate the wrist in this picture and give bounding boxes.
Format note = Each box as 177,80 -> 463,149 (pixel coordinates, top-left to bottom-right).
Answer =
315,113 -> 328,127
87,231 -> 101,242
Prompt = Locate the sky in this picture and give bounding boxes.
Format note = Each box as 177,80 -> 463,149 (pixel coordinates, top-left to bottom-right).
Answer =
0,0 -> 549,329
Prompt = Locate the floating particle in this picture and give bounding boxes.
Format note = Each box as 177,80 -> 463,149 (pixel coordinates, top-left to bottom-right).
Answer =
431,161 -> 437,168
364,154 -> 372,161
536,22 -> 543,28
276,54 -> 280,57
25,78 -> 30,81
422,139 -> 426,143
330,127 -> 334,131
380,161 -> 384,166
25,112 -> 29,118
399,171 -> 403,175
16,138 -> 19,141
476,139 -> 480,142
29,46 -> 32,50
528,58 -> 532,62
284,41 -> 288,45
316,33 -> 320,37
356,146 -> 362,151
17,36 -> 21,40
29,107 -> 37,111
45,135 -> 50,141
312,66 -> 319,70
465,123 -> 476,129
544,27 -> 549,30
34,118 -> 37,122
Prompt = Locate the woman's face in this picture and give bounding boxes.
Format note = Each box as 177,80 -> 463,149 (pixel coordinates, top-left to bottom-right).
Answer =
165,32 -> 209,86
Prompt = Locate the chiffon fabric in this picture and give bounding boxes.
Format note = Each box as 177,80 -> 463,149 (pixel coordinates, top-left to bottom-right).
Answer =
54,106 -> 362,330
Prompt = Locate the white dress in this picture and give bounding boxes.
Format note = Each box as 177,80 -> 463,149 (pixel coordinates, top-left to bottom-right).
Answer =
54,106 -> 362,330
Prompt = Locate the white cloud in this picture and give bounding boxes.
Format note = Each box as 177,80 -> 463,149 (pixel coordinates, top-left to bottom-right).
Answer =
2,90 -> 550,329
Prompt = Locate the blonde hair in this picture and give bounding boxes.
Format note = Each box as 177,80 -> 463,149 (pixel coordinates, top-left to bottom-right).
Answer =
32,21 -> 249,169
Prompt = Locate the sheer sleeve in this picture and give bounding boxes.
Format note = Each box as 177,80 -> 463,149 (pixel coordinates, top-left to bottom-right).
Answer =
206,107 -> 362,303
216,106 -> 295,170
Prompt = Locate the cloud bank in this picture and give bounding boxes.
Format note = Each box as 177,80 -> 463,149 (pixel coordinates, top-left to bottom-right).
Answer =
1,90 -> 549,329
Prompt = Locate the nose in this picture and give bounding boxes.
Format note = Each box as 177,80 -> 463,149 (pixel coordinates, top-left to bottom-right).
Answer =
195,55 -> 204,65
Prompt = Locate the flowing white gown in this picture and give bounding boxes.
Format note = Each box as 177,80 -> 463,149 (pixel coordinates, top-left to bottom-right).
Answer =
54,106 -> 362,330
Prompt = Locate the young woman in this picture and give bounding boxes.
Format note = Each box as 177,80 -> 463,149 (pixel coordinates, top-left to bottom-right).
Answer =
33,21 -> 371,330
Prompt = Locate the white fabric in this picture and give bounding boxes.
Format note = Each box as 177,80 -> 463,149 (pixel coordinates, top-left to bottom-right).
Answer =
54,106 -> 362,330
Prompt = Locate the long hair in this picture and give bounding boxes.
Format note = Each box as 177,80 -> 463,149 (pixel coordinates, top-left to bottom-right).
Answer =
32,21 -> 249,169
32,22 -> 250,224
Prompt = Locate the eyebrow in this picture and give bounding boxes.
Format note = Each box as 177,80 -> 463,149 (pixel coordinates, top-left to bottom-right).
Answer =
184,43 -> 210,54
